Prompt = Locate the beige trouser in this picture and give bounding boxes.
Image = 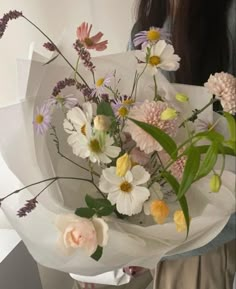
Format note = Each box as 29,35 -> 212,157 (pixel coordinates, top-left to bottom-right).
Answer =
73,240 -> 236,289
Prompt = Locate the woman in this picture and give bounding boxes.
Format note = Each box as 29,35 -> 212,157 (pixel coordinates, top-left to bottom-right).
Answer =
130,0 -> 236,288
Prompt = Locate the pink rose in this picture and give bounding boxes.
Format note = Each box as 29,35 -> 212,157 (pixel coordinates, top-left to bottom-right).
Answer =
56,214 -> 109,256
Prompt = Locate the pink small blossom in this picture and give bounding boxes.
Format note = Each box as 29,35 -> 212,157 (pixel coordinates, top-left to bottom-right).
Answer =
56,214 -> 109,256
76,22 -> 108,51
130,147 -> 150,166
204,72 -> 236,114
126,101 -> 178,154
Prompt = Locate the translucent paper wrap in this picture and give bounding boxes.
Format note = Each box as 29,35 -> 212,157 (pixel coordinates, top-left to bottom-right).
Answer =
0,51 -> 235,276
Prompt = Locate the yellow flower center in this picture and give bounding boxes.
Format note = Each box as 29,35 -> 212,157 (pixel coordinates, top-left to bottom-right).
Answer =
35,114 -> 44,124
89,139 -> 101,153
55,95 -> 64,103
122,99 -> 134,105
147,29 -> 160,41
149,55 -> 161,66
84,37 -> 94,47
96,78 -> 105,87
120,181 -> 132,193
81,124 -> 86,136
118,106 -> 128,117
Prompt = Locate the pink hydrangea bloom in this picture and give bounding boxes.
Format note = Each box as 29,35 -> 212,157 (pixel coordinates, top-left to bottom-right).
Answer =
204,72 -> 236,114
76,22 -> 108,51
126,101 -> 178,154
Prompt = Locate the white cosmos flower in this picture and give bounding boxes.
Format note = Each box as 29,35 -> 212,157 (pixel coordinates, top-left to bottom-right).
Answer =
136,40 -> 180,75
63,102 -> 93,136
99,165 -> 150,216
143,182 -> 164,215
68,130 -> 121,164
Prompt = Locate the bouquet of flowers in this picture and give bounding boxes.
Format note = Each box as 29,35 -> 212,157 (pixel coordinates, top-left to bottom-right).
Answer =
0,10 -> 235,279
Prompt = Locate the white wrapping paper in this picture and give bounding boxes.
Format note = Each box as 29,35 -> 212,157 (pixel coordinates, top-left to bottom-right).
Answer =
0,51 -> 235,277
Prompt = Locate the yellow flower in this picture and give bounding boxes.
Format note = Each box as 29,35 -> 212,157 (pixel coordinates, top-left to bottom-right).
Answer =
150,200 -> 169,224
175,93 -> 189,103
94,115 -> 111,131
210,174 -> 221,192
160,108 -> 178,120
174,210 -> 188,232
116,153 -> 132,177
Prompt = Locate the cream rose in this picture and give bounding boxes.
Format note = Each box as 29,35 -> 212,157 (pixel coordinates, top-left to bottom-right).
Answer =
56,214 -> 109,256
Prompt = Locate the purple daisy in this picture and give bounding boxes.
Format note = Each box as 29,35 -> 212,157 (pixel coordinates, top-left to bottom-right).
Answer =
133,27 -> 171,48
47,94 -> 78,109
33,104 -> 52,135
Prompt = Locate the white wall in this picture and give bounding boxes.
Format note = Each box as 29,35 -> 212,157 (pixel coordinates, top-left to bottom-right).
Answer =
0,0 -> 136,107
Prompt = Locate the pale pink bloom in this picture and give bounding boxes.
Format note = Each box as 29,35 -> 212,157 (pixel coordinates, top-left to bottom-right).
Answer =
160,148 -> 187,181
204,72 -> 236,113
56,214 -> 109,256
126,101 -> 178,154
33,104 -> 51,135
76,22 -> 108,51
130,147 -> 150,166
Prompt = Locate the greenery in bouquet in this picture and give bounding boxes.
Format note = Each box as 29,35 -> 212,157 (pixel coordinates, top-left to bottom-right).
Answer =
0,11 -> 235,261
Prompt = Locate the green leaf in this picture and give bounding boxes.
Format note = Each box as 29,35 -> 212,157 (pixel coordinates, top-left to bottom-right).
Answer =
129,118 -> 178,159
85,195 -> 97,209
195,142 -> 218,181
195,130 -> 224,143
162,171 -> 180,193
178,194 -> 190,237
162,171 -> 190,236
97,206 -> 114,217
224,140 -> 236,154
74,208 -> 95,218
43,54 -> 59,66
97,101 -> 115,118
224,112 -> 236,141
95,198 -> 112,208
91,246 -> 103,261
195,145 -> 235,156
178,145 -> 200,199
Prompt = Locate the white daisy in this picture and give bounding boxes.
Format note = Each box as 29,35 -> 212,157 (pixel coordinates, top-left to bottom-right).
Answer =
68,130 -> 121,164
143,183 -> 164,215
63,102 -> 93,136
136,40 -> 180,75
99,165 -> 150,216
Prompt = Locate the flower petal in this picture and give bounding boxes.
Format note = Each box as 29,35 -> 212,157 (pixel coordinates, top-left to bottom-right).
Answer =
131,165 -> 150,185
92,217 -> 109,247
102,167 -> 122,185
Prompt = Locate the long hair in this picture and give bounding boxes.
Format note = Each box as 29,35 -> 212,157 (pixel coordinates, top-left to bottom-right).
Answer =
132,0 -> 234,85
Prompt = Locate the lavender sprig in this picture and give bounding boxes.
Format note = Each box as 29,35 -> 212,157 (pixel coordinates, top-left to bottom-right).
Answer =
0,10 -> 23,39
73,40 -> 95,72
52,78 -> 76,97
17,198 -> 38,217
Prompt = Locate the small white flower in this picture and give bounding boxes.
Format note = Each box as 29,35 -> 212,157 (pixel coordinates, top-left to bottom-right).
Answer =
99,165 -> 150,216
136,40 -> 180,75
69,131 -> 120,164
144,183 -> 163,215
63,102 -> 93,136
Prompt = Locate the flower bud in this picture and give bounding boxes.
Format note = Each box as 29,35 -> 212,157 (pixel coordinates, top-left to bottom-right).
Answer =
210,174 -> 221,192
94,115 -> 111,131
150,200 -> 169,224
116,153 -> 132,177
174,210 -> 188,232
175,93 -> 189,103
160,108 -> 178,120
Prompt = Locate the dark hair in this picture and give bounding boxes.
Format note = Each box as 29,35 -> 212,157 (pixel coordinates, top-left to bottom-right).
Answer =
132,0 -> 234,85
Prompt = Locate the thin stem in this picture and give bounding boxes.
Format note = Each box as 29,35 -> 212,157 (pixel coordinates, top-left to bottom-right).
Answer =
22,16 -> 89,88
179,98 -> 217,128
153,75 -> 162,101
0,176 -> 96,204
